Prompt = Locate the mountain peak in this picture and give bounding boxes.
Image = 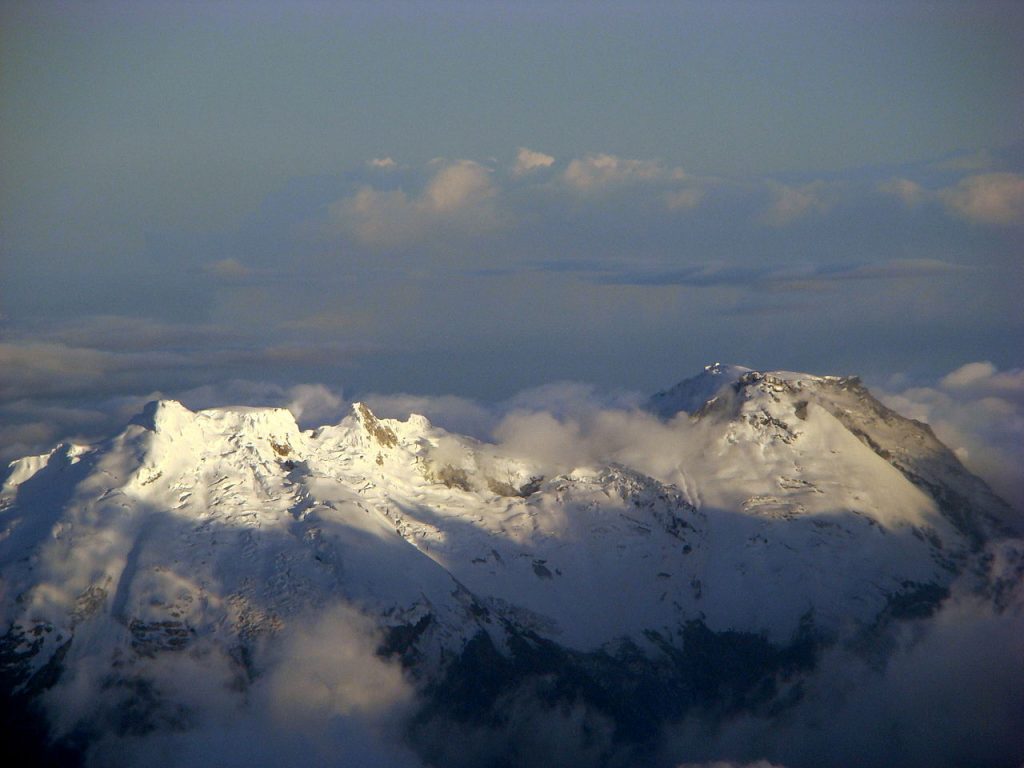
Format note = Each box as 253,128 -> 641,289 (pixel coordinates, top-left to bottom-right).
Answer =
352,401 -> 400,448
127,399 -> 303,459
130,398 -> 195,432
3,367 -> 1020,767
646,362 -> 753,417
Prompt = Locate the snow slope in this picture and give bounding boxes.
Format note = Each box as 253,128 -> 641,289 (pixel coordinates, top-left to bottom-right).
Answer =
0,365 -> 1018,761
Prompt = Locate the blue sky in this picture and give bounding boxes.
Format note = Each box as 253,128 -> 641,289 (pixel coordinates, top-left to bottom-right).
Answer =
1,1 -> 1023,487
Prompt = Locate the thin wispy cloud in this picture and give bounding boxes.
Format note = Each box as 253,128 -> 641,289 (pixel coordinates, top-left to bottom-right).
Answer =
512,147 -> 555,176
578,258 -> 968,290
760,181 -> 836,226
561,153 -> 687,193
203,257 -> 254,279
881,171 -> 1024,225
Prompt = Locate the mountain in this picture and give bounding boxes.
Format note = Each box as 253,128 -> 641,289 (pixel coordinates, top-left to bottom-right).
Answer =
1,366 -> 1021,768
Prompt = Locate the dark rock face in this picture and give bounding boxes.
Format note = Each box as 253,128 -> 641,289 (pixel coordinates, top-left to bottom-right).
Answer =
0,628 -> 82,767
406,618 -> 821,768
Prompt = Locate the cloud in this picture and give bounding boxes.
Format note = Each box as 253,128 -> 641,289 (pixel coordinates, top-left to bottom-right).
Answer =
826,258 -> 967,280
285,383 -> 345,425
52,604 -> 423,768
930,149 -> 994,172
423,159 -> 495,213
489,400 -> 701,485
562,153 -> 686,192
879,170 -> 1024,226
512,147 -> 555,176
664,187 -> 704,210
0,420 -> 60,463
362,392 -> 494,440
939,172 -> 1024,225
329,186 -> 416,246
279,310 -> 363,334
0,342 -> 169,400
264,605 -> 414,723
0,379 -> 311,463
0,319 -> 364,461
0,334 -> 365,404
203,258 -> 253,279
882,361 -> 1024,515
581,258 -> 965,290
760,181 -> 834,226
878,177 -> 927,207
329,159 -> 499,247
368,157 -> 398,170
16,315 -> 239,354
0,341 -> 108,386
658,551 -> 1024,768
940,361 -> 1002,389
939,361 -> 1024,395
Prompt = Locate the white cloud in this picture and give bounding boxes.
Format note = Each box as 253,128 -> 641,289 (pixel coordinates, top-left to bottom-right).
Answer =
660,556 -> 1024,768
940,361 -> 1024,396
265,605 -> 413,723
761,181 -> 833,226
512,147 -> 555,176
882,361 -> 1024,515
422,160 -> 494,213
368,157 -> 397,169
55,605 -> 423,768
562,153 -> 686,192
362,392 -> 494,439
329,160 -> 499,247
939,172 -> 1024,225
878,177 -> 928,207
286,383 -> 345,425
940,361 -> 999,390
879,171 -> 1024,226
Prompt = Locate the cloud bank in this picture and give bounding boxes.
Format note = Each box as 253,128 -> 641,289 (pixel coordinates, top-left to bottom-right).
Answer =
882,361 -> 1024,515
882,171 -> 1024,225
512,147 -> 555,176
658,554 -> 1024,768
3,146 -> 1019,411
328,159 -> 499,247
56,605 -> 423,768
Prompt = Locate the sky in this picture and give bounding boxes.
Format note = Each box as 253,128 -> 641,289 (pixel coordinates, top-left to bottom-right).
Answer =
1,0 -> 1023,491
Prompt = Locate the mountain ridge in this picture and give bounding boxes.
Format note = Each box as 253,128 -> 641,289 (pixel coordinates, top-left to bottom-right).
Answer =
1,364 -> 1020,767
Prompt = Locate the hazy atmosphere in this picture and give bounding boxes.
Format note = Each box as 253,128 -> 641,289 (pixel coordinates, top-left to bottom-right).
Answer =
3,0 -> 1022,511
2,4 -> 1024,768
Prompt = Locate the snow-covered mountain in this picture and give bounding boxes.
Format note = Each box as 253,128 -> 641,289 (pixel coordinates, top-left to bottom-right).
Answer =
1,366 -> 1021,767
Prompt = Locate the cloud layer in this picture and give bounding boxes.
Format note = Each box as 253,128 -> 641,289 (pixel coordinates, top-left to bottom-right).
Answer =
882,362 -> 1024,515
3,145 -> 1020,411
64,605 -> 423,768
